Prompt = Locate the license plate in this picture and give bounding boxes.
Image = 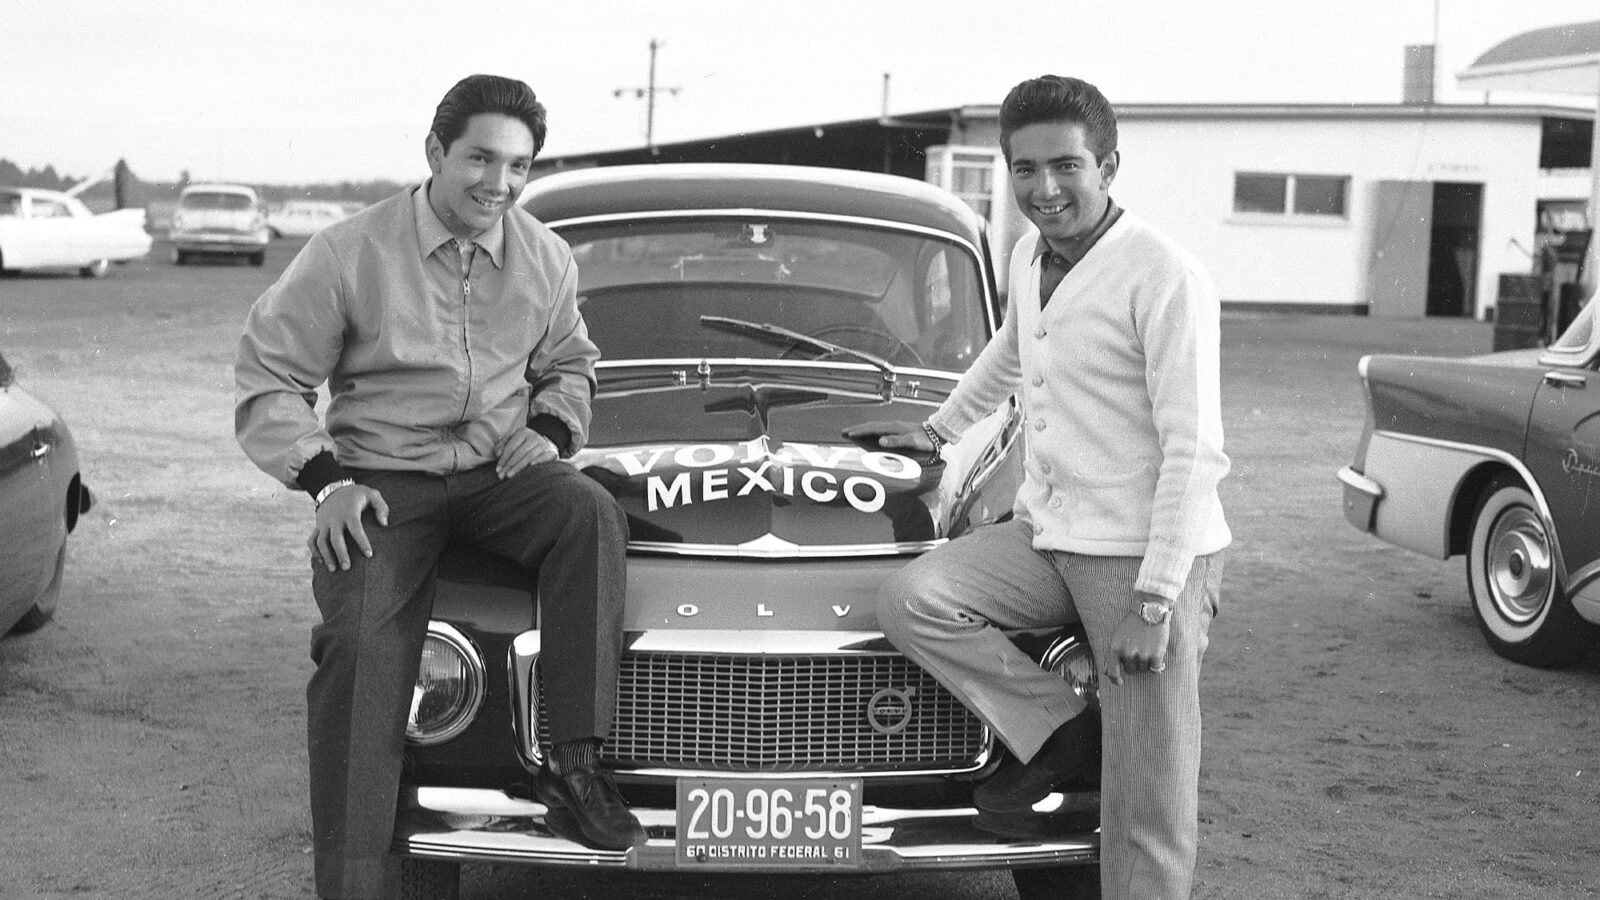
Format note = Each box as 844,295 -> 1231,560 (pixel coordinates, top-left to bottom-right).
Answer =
675,777 -> 863,869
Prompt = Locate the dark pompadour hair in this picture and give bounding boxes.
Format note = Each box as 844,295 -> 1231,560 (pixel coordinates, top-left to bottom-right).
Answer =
430,74 -> 548,157
999,75 -> 1118,163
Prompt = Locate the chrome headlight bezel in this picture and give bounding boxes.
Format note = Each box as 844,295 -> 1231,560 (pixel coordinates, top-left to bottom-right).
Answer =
405,621 -> 486,747
1039,630 -> 1100,710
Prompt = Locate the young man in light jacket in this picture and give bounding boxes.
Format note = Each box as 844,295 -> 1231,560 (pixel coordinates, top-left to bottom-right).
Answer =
235,74 -> 642,900
845,74 -> 1229,899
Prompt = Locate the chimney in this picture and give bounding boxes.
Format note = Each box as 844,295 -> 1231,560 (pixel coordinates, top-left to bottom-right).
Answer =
1403,44 -> 1436,104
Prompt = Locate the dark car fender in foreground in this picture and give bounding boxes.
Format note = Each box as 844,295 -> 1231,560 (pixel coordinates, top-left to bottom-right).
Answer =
0,349 -> 93,637
1339,291 -> 1600,667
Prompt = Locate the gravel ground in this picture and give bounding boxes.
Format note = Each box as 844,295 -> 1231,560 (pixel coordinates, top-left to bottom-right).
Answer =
1,245 -> 1597,899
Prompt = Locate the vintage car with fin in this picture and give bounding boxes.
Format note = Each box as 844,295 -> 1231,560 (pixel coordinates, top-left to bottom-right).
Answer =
393,163 -> 1103,899
1339,290 -> 1600,668
0,186 -> 151,278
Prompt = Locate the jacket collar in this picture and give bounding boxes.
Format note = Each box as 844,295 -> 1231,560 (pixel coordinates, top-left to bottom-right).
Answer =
412,180 -> 505,268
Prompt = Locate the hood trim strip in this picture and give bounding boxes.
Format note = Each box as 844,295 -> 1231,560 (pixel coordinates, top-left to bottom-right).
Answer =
627,538 -> 948,559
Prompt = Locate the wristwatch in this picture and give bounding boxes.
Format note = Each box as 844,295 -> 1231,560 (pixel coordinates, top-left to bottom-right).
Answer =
314,478 -> 356,509
1136,600 -> 1172,626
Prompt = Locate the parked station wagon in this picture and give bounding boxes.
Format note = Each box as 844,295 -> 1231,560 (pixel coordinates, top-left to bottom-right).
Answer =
394,164 -> 1102,899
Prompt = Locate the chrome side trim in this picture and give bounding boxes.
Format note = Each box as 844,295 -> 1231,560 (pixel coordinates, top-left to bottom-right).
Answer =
1567,561 -> 1600,626
1367,430 -> 1566,579
1568,560 -> 1600,594
396,786 -> 1099,872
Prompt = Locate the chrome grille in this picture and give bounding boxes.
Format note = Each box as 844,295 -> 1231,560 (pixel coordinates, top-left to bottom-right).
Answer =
535,651 -> 987,772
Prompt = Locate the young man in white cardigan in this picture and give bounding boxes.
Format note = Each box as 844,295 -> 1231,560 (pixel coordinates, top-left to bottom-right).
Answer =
844,75 -> 1230,899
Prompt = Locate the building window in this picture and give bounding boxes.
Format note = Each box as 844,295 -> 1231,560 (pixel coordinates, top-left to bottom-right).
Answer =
1233,173 -> 1349,218
946,151 -> 997,220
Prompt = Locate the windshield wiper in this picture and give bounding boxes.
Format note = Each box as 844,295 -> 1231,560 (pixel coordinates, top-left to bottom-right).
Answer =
698,315 -> 900,387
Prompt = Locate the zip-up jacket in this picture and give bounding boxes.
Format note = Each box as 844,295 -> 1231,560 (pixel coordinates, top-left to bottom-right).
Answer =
234,183 -> 598,493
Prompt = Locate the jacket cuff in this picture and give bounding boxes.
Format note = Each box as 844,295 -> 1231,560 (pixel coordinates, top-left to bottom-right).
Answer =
296,450 -> 351,499
530,414 -> 574,458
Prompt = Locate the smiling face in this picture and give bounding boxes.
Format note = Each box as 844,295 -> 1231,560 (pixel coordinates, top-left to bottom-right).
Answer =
1006,121 -> 1118,249
425,112 -> 536,240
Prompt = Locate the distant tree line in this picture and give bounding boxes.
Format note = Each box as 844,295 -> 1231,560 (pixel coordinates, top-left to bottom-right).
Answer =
0,157 -> 75,190
1,156 -> 408,211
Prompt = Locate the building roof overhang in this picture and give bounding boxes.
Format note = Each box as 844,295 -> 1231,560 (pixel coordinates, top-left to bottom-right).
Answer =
1458,19 -> 1600,94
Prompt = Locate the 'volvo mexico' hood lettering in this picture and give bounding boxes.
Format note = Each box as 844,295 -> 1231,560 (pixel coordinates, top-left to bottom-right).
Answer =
567,369 -> 1018,552
609,437 -> 922,514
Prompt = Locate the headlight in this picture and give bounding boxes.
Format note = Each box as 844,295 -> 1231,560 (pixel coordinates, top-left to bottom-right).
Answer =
1039,632 -> 1100,709
406,622 -> 485,746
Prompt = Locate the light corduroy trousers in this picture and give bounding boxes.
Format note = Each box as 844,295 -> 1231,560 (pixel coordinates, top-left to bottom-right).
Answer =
877,517 -> 1222,899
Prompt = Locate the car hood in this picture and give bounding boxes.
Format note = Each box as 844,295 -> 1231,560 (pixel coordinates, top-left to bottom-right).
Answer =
571,363 -> 976,555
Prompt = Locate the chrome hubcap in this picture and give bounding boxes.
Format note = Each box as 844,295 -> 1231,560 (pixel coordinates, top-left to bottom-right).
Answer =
1486,507 -> 1552,623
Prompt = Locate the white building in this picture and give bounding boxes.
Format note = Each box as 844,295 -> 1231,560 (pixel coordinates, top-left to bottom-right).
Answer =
536,102 -> 1594,320
927,102 -> 1594,318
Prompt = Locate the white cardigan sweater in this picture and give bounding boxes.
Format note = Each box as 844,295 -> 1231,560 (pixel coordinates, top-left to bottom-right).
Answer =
928,213 -> 1231,601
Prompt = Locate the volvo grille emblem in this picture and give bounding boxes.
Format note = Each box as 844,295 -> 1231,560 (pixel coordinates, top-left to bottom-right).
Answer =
865,687 -> 915,735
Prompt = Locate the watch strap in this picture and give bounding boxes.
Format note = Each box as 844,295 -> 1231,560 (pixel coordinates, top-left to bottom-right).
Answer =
314,478 -> 356,508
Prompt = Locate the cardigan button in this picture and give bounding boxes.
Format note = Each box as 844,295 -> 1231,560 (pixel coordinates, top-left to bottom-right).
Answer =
1034,420 -> 1046,431
1031,375 -> 1044,387
1034,328 -> 1046,339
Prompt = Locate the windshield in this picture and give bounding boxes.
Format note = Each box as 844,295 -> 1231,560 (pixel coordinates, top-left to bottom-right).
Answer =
1548,287 -> 1597,354
181,192 -> 254,211
558,217 -> 988,372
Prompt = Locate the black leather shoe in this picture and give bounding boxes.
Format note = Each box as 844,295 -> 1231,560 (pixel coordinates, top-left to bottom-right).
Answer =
973,714 -> 1097,814
535,762 -> 647,851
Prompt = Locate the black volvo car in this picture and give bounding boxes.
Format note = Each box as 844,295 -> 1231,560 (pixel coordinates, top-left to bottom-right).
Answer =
393,163 -> 1102,899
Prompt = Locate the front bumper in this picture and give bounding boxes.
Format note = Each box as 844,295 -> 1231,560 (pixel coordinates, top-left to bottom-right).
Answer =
396,786 -> 1099,872
170,230 -> 269,252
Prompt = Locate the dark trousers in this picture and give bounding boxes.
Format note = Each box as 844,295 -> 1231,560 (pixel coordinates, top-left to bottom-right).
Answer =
305,462 -> 628,899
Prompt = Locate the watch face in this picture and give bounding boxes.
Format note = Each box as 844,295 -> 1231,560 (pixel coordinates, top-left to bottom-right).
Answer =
1140,601 -> 1170,625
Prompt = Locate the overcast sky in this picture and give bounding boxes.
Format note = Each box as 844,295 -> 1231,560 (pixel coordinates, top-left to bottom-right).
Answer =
5,0 -> 1597,185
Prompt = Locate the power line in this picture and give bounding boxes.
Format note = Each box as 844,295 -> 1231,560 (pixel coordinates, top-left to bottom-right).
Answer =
613,38 -> 681,150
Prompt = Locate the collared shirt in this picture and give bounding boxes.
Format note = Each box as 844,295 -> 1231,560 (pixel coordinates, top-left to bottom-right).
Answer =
234,182 -> 599,489
1035,199 -> 1123,308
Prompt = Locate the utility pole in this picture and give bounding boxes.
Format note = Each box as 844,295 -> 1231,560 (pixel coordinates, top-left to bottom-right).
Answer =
614,38 -> 681,150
